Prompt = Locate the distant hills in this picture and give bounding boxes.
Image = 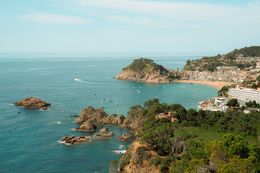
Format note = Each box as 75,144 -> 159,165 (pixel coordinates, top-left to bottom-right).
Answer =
184,46 -> 260,71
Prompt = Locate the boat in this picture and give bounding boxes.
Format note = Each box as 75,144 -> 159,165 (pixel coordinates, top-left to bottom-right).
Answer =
74,76 -> 80,81
113,150 -> 126,154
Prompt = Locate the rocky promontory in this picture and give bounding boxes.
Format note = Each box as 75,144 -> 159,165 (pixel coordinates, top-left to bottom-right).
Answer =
15,97 -> 51,110
118,141 -> 160,173
75,106 -> 127,131
115,58 -> 180,83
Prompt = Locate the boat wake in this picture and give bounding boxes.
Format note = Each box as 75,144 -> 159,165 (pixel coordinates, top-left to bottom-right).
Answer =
74,77 -> 87,83
118,144 -> 125,149
73,77 -> 104,85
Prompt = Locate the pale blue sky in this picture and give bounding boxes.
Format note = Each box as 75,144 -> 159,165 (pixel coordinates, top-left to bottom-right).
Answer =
0,0 -> 260,56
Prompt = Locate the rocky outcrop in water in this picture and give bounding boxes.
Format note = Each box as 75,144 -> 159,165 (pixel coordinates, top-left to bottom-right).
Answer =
75,121 -> 97,132
75,106 -> 127,131
95,128 -> 114,137
61,136 -> 92,145
115,58 -> 180,83
61,106 -> 141,146
119,133 -> 132,141
15,97 -> 51,110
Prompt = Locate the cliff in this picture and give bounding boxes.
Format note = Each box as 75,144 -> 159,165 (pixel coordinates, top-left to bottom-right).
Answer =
118,141 -> 160,173
184,46 -> 260,72
115,58 -> 179,83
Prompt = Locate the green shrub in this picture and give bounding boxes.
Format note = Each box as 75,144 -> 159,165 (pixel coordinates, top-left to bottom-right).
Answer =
150,156 -> 161,166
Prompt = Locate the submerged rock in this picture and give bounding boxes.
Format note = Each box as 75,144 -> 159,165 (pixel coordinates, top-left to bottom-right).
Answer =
15,97 -> 51,110
61,136 -> 92,145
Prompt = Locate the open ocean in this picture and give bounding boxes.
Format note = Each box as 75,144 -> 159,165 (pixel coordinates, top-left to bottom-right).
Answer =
0,56 -> 216,173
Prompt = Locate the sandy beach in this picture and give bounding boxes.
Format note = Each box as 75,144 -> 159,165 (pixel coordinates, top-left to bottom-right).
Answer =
176,80 -> 233,89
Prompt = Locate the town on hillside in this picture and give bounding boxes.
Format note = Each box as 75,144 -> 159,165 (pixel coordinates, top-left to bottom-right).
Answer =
180,46 -> 260,112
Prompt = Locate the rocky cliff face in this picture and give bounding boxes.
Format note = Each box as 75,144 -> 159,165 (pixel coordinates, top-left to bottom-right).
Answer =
116,69 -> 172,83
115,58 -> 179,83
118,141 -> 160,173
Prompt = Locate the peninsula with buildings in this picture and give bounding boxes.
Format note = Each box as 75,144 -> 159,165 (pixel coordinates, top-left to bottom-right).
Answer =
181,46 -> 260,112
181,46 -> 260,87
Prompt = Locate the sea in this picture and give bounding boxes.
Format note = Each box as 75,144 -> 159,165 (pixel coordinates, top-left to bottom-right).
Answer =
0,56 -> 216,173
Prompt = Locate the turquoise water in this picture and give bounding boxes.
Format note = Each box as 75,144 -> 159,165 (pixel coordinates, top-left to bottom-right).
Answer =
0,57 -> 216,173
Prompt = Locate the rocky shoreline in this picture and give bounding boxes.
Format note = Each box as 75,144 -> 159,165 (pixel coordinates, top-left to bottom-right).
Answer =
60,106 -> 137,145
115,69 -> 173,84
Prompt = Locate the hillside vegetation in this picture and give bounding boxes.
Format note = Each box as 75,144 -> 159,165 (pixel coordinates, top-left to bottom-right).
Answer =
184,46 -> 260,71
119,99 -> 260,173
123,58 -> 170,75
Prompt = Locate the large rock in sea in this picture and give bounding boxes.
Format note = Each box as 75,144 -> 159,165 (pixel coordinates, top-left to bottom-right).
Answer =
76,106 -> 108,124
115,58 -> 179,83
75,106 -> 126,126
75,121 -> 97,131
95,128 -> 113,137
15,97 -> 51,110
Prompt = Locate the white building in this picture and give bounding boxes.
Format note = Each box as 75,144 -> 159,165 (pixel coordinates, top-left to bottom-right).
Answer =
228,87 -> 260,103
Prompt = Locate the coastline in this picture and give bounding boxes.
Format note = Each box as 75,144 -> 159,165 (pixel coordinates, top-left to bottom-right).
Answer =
176,80 -> 233,89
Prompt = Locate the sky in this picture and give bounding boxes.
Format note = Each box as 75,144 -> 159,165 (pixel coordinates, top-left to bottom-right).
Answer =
0,0 -> 260,56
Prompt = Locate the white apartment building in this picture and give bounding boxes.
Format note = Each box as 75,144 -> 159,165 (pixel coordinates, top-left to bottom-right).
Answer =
228,87 -> 260,103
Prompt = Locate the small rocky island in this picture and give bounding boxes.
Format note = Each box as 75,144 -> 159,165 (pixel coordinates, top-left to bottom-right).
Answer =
115,58 -> 180,83
15,97 -> 51,110
61,136 -> 92,145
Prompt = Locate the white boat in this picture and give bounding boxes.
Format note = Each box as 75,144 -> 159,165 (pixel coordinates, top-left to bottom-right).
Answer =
113,150 -> 126,154
74,77 -> 80,81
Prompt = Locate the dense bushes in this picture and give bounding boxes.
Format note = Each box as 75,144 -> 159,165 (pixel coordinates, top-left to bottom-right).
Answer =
169,135 -> 260,173
246,100 -> 260,108
141,118 -> 176,155
124,58 -> 169,74
132,99 -> 260,151
227,98 -> 240,108
126,99 -> 260,172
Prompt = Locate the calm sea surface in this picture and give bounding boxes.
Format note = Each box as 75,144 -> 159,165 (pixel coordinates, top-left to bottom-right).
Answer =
0,57 -> 216,173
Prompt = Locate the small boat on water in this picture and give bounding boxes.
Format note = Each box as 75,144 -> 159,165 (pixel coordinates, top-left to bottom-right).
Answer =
113,150 -> 126,154
74,76 -> 80,81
